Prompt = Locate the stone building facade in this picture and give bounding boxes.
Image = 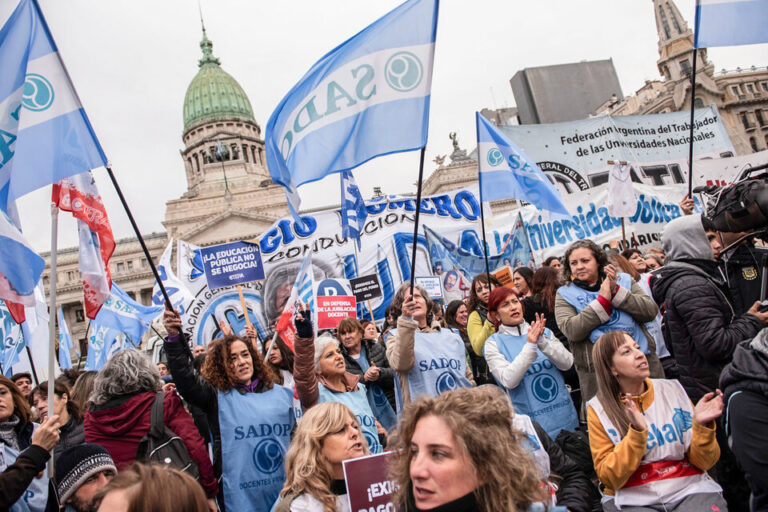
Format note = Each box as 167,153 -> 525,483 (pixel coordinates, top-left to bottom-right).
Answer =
43,26 -> 289,363
593,0 -> 768,155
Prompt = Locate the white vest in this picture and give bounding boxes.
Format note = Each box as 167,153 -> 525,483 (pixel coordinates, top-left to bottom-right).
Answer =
513,414 -> 550,479
588,379 -> 721,508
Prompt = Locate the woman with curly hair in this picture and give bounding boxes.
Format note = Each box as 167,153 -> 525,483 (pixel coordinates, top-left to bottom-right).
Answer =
554,239 -> 663,403
275,402 -> 368,512
163,309 -> 293,512
387,387 -> 546,511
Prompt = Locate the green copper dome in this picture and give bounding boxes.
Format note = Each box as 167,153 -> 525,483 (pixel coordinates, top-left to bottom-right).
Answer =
183,28 -> 255,132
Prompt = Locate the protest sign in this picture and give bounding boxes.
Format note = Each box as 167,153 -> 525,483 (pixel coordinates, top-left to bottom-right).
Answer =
493,266 -> 515,289
350,275 -> 382,302
343,452 -> 397,512
316,296 -> 357,330
415,276 -> 442,299
316,278 -> 353,297
200,241 -> 265,290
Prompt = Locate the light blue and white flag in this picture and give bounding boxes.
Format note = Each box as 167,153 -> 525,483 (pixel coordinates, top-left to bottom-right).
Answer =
0,299 -> 25,376
266,0 -> 438,220
694,0 -> 768,48
0,209 -> 43,306
57,306 -> 72,370
476,112 -> 569,216
0,0 -> 107,213
152,239 -> 195,315
93,283 -> 162,344
85,324 -> 121,371
340,170 -> 368,249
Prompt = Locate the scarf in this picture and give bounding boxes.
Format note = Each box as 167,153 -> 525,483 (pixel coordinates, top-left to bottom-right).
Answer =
0,414 -> 21,451
412,491 -> 480,512
236,378 -> 260,393
571,277 -> 601,292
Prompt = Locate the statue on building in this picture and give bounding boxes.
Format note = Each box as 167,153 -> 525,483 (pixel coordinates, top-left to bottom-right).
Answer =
448,132 -> 470,163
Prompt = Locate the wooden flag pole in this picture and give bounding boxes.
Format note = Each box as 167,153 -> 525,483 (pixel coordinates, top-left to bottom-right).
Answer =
408,148 -> 428,294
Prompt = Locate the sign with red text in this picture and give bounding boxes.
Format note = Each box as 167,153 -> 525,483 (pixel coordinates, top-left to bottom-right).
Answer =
316,296 -> 357,329
343,452 -> 397,512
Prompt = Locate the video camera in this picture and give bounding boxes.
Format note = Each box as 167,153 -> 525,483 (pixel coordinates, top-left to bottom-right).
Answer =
693,163 -> 768,233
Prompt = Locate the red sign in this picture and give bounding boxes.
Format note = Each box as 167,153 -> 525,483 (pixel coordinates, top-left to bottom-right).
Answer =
316,295 -> 357,330
343,452 -> 398,511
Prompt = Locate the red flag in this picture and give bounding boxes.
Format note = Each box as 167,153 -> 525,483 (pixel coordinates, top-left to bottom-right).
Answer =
5,300 -> 25,324
52,172 -> 115,319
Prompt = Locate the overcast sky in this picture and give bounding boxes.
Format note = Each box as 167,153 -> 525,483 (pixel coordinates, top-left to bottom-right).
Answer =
2,0 -> 765,252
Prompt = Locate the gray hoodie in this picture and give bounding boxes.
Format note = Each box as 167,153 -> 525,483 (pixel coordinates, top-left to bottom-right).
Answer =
662,214 -> 713,262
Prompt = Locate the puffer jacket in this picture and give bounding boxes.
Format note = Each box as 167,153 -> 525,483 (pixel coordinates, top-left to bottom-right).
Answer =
652,214 -> 764,402
341,338 -> 396,408
720,330 -> 768,399
652,260 -> 763,402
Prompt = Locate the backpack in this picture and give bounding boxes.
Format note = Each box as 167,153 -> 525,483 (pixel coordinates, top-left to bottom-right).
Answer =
136,391 -> 200,480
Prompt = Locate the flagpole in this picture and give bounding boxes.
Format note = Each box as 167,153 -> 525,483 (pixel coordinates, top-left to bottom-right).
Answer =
78,322 -> 91,370
686,48 -> 699,196
46,203 -> 59,477
25,345 -> 39,385
478,183 -> 492,285
104,164 -> 172,310
409,148 -> 427,294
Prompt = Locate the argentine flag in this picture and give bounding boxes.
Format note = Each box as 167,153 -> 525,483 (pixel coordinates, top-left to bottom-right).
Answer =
476,112 -> 569,216
266,0 -> 438,220
340,170 -> 368,249
0,0 -> 107,212
695,0 -> 768,48
57,306 -> 72,370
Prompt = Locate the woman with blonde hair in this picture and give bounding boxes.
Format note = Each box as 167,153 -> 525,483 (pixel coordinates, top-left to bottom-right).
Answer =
276,402 -> 368,512
96,462 -> 209,512
388,387 -> 546,511
587,331 -> 725,511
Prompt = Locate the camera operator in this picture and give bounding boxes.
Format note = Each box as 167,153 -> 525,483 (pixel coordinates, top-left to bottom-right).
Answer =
652,214 -> 768,512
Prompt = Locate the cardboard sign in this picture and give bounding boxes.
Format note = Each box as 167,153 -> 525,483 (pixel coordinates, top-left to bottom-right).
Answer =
200,241 -> 265,290
343,452 -> 397,512
350,274 -> 383,302
316,296 -> 357,329
414,276 -> 442,299
493,266 -> 516,289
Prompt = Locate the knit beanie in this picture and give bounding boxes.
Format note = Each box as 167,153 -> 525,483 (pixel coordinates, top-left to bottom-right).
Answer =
55,443 -> 117,503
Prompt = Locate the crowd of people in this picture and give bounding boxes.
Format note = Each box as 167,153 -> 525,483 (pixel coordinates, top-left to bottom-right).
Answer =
1,211 -> 767,511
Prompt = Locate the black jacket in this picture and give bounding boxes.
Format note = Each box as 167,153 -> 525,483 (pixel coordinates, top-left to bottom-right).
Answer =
532,421 -> 598,512
651,259 -> 763,401
341,338 -> 396,408
0,444 -> 50,511
164,335 -> 268,481
720,336 -> 768,399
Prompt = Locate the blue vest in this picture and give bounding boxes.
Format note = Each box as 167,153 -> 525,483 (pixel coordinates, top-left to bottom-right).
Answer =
317,382 -> 382,453
485,331 -> 578,438
0,440 -> 49,512
558,273 -> 650,354
394,328 -> 473,413
218,386 -> 294,512
366,383 -> 397,431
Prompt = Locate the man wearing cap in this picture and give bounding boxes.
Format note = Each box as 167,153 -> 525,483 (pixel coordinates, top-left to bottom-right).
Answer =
54,444 -> 116,512
11,373 -> 33,400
